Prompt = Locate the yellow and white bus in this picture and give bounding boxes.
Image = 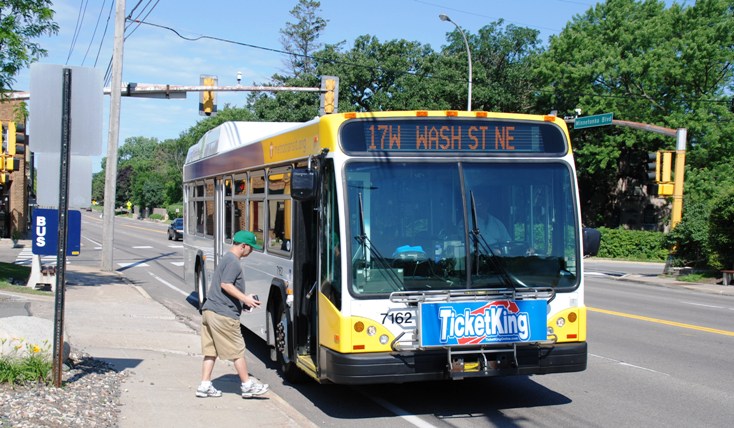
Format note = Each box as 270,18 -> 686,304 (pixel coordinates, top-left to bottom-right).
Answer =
183,110 -> 600,384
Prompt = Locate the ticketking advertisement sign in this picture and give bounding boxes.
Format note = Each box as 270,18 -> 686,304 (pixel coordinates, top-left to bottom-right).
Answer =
419,300 -> 547,347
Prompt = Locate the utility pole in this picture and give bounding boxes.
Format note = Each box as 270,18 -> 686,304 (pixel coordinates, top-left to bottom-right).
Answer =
101,0 -> 125,272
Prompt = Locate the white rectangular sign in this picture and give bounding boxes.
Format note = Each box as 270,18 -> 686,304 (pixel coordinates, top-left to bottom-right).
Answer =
28,64 -> 104,156
36,154 -> 92,210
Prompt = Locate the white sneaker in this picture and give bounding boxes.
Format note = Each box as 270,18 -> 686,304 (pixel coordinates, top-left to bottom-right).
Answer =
241,379 -> 269,398
196,384 -> 222,398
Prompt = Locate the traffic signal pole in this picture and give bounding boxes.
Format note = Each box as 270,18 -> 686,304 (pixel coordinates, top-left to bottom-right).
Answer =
567,117 -> 688,229
609,119 -> 687,229
671,129 -> 687,228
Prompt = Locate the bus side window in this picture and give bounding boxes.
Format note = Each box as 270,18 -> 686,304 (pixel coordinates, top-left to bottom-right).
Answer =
268,200 -> 291,253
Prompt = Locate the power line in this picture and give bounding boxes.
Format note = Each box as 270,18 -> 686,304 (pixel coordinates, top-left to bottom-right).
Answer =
94,1 -> 116,67
82,0 -> 109,66
125,0 -> 160,40
129,19 -> 458,85
66,0 -> 90,64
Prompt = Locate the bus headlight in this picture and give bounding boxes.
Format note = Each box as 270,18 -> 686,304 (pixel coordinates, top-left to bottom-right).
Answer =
556,317 -> 566,328
379,335 -> 389,345
366,325 -> 377,336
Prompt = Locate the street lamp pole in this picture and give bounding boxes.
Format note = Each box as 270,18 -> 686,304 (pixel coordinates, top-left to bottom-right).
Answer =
439,14 -> 472,111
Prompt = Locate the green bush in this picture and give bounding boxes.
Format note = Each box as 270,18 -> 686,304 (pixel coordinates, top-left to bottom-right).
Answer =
664,200 -> 714,268
708,189 -> 734,269
166,204 -> 183,220
596,227 -> 669,262
149,213 -> 164,221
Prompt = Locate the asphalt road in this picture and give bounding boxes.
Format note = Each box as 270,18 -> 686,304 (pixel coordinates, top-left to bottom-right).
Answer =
22,212 -> 733,427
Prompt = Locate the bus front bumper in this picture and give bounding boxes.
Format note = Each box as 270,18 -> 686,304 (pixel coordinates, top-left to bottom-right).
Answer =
319,342 -> 587,384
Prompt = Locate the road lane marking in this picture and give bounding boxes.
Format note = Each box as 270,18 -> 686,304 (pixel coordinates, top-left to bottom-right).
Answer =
681,301 -> 733,310
119,223 -> 166,233
83,236 -> 102,247
590,354 -> 670,376
588,306 -> 734,337
117,262 -> 150,268
170,262 -> 184,267
148,271 -> 188,297
363,394 -> 437,428
132,246 -> 153,249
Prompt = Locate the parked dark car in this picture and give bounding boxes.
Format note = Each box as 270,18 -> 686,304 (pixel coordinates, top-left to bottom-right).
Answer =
168,218 -> 183,241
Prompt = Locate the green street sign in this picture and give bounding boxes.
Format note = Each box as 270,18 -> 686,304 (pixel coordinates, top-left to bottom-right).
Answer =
574,113 -> 614,129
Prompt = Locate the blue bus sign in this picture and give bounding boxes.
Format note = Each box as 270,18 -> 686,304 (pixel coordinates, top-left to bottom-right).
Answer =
32,209 -> 81,256
419,300 -> 547,347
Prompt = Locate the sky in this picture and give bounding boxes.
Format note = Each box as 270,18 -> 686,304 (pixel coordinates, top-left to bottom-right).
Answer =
13,0 -> 605,171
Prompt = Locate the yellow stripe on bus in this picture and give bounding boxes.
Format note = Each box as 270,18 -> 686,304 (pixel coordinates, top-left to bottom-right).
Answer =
588,306 -> 734,337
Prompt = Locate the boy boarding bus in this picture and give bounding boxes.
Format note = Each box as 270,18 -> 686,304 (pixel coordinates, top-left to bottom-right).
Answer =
183,110 -> 600,384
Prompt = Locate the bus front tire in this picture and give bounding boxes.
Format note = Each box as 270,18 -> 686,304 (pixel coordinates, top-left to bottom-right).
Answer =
269,301 -> 308,383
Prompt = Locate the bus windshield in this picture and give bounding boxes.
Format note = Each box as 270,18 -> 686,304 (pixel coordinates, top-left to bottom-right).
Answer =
346,161 -> 579,296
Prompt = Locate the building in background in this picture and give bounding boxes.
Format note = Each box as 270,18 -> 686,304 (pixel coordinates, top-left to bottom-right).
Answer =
0,98 -> 30,239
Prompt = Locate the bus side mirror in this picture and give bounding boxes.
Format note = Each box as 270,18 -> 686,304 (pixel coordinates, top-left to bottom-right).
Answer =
582,227 -> 601,258
292,168 -> 317,201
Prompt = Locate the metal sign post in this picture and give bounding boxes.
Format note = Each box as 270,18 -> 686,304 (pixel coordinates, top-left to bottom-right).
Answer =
51,68 -> 72,388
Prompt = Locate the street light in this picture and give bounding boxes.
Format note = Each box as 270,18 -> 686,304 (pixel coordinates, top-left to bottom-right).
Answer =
439,13 -> 472,111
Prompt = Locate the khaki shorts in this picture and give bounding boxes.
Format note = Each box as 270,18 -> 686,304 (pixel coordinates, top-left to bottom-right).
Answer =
201,310 -> 245,360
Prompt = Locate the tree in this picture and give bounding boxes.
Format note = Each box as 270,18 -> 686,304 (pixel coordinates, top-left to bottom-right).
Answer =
534,0 -> 734,228
248,74 -> 322,121
158,138 -> 189,205
314,36 -> 440,112
436,20 -> 544,113
280,0 -> 327,77
708,189 -> 734,269
0,0 -> 59,92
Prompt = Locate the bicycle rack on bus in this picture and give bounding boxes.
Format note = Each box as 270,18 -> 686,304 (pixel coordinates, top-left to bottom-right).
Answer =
388,288 -> 557,377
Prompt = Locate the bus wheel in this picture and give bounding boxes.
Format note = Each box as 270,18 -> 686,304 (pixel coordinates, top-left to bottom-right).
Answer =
270,300 -> 308,383
195,264 -> 206,312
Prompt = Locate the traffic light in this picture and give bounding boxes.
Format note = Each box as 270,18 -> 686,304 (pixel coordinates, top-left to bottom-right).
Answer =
647,151 -> 659,182
319,76 -> 339,115
658,150 -> 674,196
646,150 -> 674,196
7,121 -> 26,157
199,75 -> 218,116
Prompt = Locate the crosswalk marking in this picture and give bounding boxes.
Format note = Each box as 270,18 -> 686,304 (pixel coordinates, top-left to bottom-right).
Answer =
14,248 -> 57,266
15,245 -> 183,269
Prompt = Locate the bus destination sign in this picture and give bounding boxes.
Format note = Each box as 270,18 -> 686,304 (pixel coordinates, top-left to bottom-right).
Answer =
340,119 -> 566,155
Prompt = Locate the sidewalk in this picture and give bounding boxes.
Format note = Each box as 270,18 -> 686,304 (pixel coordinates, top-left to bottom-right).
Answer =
0,239 -> 315,427
585,257 -> 734,296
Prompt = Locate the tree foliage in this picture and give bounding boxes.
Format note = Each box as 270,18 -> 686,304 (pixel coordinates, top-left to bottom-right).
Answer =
280,0 -> 327,77
0,0 -> 59,92
535,0 -> 734,228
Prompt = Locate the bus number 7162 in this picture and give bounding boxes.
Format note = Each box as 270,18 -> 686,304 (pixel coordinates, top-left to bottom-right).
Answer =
382,311 -> 414,325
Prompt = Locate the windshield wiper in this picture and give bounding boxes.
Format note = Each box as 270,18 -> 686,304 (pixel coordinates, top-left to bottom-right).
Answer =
469,191 -> 527,288
353,193 -> 403,291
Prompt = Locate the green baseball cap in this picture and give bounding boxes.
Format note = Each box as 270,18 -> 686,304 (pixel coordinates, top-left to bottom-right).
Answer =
233,230 -> 262,250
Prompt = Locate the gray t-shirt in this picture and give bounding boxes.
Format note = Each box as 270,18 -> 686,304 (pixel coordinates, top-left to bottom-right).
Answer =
201,251 -> 246,319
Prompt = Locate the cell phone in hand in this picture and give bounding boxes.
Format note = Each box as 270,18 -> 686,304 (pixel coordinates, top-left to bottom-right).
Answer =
245,295 -> 259,312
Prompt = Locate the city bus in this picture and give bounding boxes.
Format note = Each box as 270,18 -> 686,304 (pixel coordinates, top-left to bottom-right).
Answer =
182,110 -> 600,384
